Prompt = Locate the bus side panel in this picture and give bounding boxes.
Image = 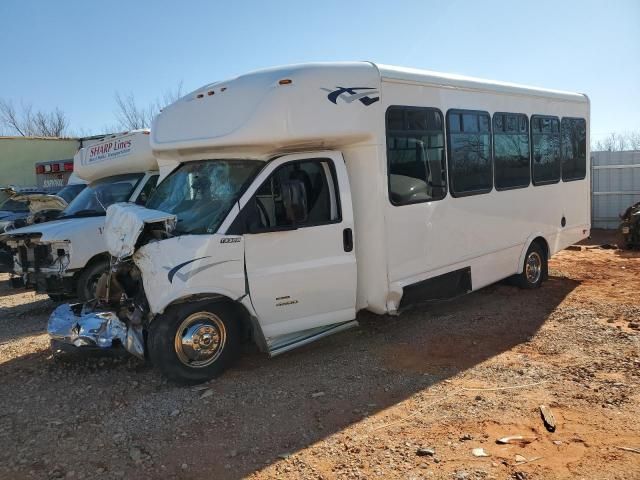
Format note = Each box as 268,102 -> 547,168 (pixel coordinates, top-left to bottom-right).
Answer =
342,143 -> 390,314
380,80 -> 590,300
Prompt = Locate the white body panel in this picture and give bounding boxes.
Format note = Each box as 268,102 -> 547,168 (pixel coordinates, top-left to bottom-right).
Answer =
75,130 -> 156,182
240,152 -> 357,337
134,234 -> 247,315
134,62 -> 589,351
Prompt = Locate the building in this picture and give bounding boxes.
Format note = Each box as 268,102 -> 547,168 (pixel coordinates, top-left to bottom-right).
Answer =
0,134 -> 109,191
591,150 -> 640,229
0,136 -> 79,188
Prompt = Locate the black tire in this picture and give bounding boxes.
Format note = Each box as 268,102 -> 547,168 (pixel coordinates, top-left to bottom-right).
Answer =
148,300 -> 240,384
515,242 -> 546,289
75,259 -> 109,302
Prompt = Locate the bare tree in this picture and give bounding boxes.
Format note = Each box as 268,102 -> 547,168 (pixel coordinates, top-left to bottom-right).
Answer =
593,131 -> 640,152
114,81 -> 183,130
626,131 -> 640,150
0,99 -> 69,137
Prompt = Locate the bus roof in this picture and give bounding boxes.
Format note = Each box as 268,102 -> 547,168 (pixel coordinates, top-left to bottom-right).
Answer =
373,63 -> 588,103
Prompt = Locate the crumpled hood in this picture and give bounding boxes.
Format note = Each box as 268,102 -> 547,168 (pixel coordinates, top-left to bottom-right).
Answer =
11,193 -> 68,214
1,215 -> 106,243
104,203 -> 176,259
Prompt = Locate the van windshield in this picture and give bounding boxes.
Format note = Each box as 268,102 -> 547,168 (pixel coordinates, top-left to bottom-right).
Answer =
56,183 -> 87,204
63,173 -> 143,217
147,160 -> 263,234
0,198 -> 29,213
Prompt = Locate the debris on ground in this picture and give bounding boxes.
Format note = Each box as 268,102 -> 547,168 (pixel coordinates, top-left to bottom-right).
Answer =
416,447 -> 436,457
496,435 -> 537,445
616,446 -> 640,454
472,448 -> 490,457
539,404 -> 557,432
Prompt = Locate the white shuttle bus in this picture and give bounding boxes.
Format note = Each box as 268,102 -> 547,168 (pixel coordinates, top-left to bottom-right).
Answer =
48,63 -> 589,383
3,130 -> 162,300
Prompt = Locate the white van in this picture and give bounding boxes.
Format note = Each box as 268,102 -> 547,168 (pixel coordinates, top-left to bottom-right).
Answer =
49,62 -> 590,383
3,130 -> 162,300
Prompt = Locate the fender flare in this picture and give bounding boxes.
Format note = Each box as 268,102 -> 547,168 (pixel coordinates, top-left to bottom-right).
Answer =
516,233 -> 550,274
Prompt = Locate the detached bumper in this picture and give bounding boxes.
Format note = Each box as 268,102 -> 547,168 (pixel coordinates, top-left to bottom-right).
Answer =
48,303 -> 145,358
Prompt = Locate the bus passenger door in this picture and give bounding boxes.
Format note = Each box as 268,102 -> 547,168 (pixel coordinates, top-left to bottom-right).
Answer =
241,152 -> 357,348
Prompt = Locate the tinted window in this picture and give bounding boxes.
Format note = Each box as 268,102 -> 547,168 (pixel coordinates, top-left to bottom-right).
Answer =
531,115 -> 561,185
386,106 -> 447,205
250,159 -> 339,230
561,118 -> 587,181
493,113 -> 530,189
446,109 -> 492,196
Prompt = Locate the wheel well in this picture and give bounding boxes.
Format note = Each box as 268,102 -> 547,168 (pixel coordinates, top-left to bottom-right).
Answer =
531,236 -> 550,260
72,253 -> 110,282
82,253 -> 110,270
165,294 -> 255,344
531,236 -> 550,279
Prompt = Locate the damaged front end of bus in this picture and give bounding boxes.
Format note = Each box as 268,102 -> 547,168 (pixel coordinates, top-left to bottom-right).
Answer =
48,204 -> 177,358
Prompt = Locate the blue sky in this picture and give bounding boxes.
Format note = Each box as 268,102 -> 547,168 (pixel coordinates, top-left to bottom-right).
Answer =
1,0 -> 638,143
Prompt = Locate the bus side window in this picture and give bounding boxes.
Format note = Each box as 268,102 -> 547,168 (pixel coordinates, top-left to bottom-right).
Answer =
531,115 -> 561,185
493,113 -> 530,190
561,118 -> 587,181
386,106 -> 447,206
446,109 -> 492,197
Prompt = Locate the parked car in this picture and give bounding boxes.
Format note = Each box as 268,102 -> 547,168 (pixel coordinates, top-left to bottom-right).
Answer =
0,183 -> 86,272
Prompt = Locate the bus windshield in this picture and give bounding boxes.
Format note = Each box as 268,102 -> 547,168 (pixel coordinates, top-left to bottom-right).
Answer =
63,174 -> 143,217
147,160 -> 262,234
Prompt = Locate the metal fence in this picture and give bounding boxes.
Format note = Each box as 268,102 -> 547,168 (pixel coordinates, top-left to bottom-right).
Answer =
591,151 -> 640,229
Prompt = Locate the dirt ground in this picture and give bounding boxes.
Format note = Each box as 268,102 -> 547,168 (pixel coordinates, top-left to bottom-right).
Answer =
0,230 -> 638,480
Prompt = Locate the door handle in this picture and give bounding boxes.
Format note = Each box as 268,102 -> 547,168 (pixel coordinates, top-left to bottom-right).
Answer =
343,228 -> 353,252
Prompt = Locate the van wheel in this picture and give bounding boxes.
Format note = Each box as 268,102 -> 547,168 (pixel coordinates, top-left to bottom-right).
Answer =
76,259 -> 109,301
148,301 -> 240,384
515,243 -> 546,289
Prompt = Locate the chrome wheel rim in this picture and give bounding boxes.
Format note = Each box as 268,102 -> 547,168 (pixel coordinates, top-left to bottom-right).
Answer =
174,312 -> 226,368
525,251 -> 542,284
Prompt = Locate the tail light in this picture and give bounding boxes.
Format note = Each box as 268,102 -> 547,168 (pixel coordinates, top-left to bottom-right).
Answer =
35,165 -> 45,174
63,162 -> 73,172
44,164 -> 52,173
52,163 -> 60,172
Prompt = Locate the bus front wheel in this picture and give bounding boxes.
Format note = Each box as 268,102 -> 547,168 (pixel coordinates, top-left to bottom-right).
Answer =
148,300 -> 240,384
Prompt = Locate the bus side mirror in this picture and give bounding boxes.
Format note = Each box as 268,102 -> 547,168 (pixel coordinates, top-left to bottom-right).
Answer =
281,180 -> 308,225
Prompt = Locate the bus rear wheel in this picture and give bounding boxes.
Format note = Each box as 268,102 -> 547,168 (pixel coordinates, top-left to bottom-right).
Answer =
515,243 -> 546,289
148,300 -> 240,384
